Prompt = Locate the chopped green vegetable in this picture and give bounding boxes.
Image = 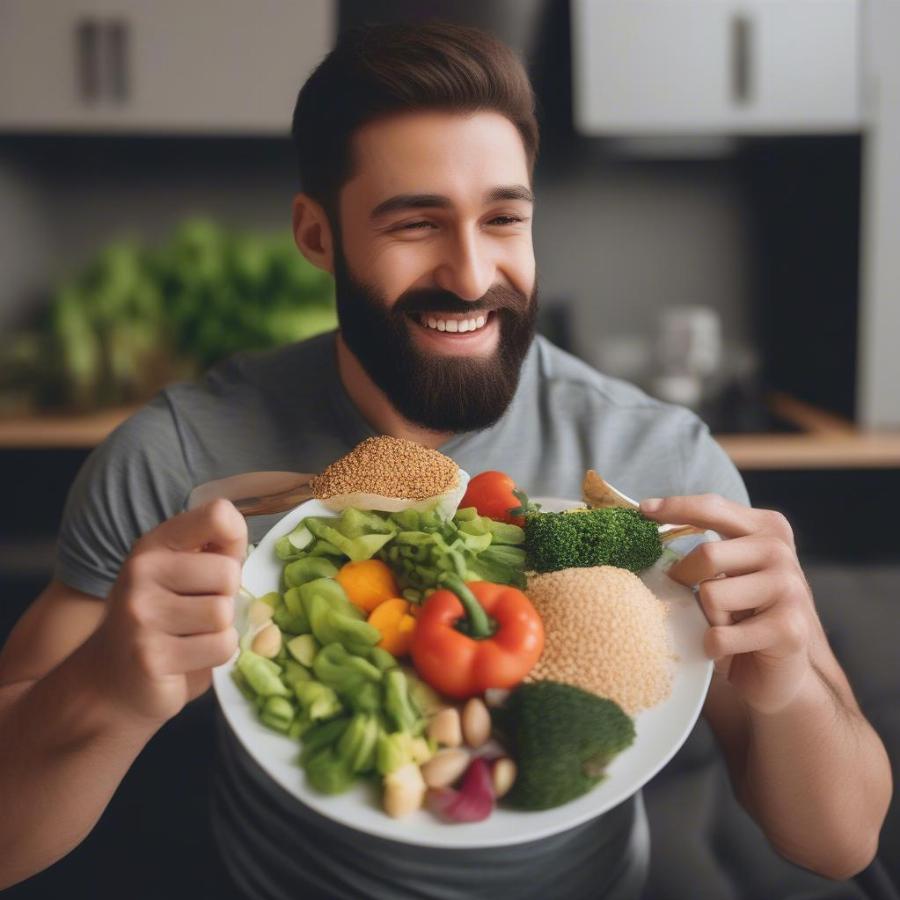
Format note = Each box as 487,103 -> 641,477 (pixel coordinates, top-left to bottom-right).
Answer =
260,696 -> 294,733
293,680 -> 342,722
524,507 -> 662,574
287,634 -> 320,667
284,557 -> 339,587
492,681 -> 635,810
236,651 -> 289,697
304,747 -> 355,794
337,713 -> 380,773
313,642 -> 383,697
383,667 -> 422,734
287,523 -> 314,550
376,731 -> 416,775
300,717 -> 351,765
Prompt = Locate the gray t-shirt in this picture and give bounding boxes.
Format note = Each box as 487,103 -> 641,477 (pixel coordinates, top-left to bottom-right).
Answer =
56,330 -> 748,900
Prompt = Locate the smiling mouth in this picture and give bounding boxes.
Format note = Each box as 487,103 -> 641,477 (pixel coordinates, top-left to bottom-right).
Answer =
411,310 -> 495,334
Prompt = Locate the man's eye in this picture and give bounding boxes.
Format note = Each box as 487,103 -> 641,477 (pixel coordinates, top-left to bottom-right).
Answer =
489,216 -> 526,226
399,221 -> 436,231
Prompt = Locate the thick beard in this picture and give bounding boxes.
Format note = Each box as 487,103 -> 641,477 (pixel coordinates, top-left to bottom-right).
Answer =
333,245 -> 537,433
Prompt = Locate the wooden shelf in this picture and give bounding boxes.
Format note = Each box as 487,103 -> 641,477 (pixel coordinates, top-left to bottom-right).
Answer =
1,394 -> 899,469
0,407 -> 136,448
715,431 -> 900,470
716,393 -> 900,469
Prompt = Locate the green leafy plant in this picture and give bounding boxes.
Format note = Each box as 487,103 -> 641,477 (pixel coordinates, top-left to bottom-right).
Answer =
1,217 -> 337,411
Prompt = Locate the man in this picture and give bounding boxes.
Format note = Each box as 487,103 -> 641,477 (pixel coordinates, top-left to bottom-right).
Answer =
0,21 -> 890,900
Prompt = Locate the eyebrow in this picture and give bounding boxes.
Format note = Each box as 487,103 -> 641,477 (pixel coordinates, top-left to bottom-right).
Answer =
370,184 -> 534,221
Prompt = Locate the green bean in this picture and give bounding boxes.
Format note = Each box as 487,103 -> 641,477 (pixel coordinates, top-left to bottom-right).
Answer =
237,651 -> 289,697
260,696 -> 294,732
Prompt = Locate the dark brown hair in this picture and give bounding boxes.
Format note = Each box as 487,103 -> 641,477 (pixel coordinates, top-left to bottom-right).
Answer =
291,21 -> 539,224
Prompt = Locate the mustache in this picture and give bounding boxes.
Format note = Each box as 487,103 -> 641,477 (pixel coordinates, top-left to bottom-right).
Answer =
393,283 -> 530,317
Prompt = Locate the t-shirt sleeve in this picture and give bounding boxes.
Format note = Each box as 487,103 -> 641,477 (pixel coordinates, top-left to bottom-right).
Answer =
677,414 -> 750,506
54,393 -> 193,599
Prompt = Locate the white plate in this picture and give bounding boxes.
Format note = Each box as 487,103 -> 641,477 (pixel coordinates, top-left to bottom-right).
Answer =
212,497 -> 714,849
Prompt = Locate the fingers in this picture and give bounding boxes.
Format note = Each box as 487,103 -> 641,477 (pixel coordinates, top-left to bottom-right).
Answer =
641,494 -> 794,545
137,628 -> 239,678
696,570 -> 779,625
132,550 -> 242,597
139,499 -> 248,561
668,534 -> 795,587
150,594 -> 235,636
704,603 -> 809,661
166,629 -> 239,673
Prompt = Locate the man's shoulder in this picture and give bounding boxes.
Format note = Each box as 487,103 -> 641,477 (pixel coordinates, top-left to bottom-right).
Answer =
530,335 -> 690,419
166,329 -> 335,405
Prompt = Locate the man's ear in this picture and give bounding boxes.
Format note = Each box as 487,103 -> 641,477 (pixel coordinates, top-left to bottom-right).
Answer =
292,193 -> 334,274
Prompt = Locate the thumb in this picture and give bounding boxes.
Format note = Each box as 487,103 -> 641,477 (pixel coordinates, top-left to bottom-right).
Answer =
638,497 -> 666,520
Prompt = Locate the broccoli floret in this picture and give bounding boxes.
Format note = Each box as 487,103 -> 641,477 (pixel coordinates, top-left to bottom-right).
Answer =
493,681 -> 635,811
524,507 -> 662,573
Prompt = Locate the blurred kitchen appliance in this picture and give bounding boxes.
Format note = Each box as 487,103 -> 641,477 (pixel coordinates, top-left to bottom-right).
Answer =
651,305 -> 723,410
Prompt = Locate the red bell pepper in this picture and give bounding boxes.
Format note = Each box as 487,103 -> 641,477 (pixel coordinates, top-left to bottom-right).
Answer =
410,574 -> 544,699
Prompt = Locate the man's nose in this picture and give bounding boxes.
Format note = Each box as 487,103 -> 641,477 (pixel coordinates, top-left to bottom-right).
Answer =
433,230 -> 495,302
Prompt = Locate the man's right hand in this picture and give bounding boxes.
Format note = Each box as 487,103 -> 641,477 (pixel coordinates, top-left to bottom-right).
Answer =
84,499 -> 248,724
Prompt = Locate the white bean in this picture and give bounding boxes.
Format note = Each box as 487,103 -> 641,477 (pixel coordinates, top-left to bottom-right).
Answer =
421,749 -> 470,789
461,697 -> 491,748
427,707 -> 462,748
247,599 -> 274,627
251,622 -> 282,658
492,758 -> 517,798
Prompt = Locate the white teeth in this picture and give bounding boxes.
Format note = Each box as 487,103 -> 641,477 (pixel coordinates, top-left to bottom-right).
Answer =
419,313 -> 490,333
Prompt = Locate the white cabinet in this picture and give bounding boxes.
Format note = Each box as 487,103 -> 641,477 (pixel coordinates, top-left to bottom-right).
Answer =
0,0 -> 333,134
572,0 -> 861,135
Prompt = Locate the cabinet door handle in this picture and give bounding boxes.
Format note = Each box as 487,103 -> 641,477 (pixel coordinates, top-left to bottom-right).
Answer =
75,18 -> 101,103
107,19 -> 130,103
730,13 -> 753,105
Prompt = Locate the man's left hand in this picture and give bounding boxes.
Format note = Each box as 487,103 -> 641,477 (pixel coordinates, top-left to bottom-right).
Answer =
640,494 -> 816,715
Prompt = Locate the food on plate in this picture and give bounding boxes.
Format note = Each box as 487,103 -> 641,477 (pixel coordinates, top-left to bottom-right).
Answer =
335,558 -> 401,613
460,697 -> 491,748
276,505 -> 527,594
410,574 -> 544,699
427,756 -> 495,823
491,757 -> 517,799
421,748 -> 471,789
459,470 -> 538,526
376,731 -> 432,777
524,507 -> 662,574
525,566 -> 673,715
311,435 -> 470,518
230,452 -> 704,829
367,597 -> 417,656
427,706 -> 463,747
491,681 -> 635,810
250,621 -> 282,658
384,762 -> 428,818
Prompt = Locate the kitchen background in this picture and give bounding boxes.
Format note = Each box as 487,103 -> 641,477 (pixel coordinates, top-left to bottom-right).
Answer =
0,2 -> 897,899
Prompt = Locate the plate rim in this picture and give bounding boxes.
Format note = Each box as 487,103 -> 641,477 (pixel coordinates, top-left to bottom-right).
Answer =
212,496 -> 714,848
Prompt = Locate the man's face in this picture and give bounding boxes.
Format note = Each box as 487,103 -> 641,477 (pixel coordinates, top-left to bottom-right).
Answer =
334,110 -> 538,433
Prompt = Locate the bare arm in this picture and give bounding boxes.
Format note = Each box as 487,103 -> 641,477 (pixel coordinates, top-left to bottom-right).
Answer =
703,636 -> 891,880
642,494 -> 892,881
0,499 -> 246,890
0,581 -> 158,888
